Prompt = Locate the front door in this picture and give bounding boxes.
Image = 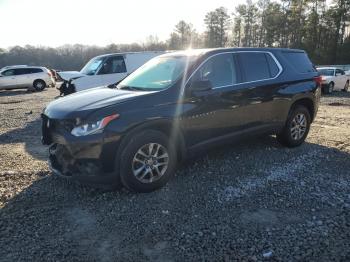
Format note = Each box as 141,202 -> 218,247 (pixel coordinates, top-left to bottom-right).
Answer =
97,55 -> 128,86
0,69 -> 17,89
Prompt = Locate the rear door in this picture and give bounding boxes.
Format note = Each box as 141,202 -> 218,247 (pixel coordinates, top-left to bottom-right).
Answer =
14,68 -> 33,87
236,51 -> 283,128
0,69 -> 17,89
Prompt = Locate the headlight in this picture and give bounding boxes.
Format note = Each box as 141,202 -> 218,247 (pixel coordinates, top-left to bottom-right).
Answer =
71,114 -> 119,136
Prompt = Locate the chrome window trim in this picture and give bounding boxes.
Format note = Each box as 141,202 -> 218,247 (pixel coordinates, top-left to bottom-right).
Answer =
185,51 -> 283,90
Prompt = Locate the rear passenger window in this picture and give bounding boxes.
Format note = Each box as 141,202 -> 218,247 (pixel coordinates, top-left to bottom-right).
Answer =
239,52 -> 279,82
282,52 -> 315,73
192,53 -> 238,88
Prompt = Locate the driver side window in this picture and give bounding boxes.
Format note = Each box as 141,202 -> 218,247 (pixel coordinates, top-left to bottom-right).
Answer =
2,69 -> 15,76
98,56 -> 126,75
191,53 -> 237,88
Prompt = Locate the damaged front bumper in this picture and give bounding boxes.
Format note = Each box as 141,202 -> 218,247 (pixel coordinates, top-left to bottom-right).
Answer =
49,143 -> 120,189
42,114 -> 122,188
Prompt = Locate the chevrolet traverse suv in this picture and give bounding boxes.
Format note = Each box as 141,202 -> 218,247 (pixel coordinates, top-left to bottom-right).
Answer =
42,48 -> 321,192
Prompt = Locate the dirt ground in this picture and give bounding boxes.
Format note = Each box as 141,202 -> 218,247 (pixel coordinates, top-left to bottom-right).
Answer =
0,87 -> 349,261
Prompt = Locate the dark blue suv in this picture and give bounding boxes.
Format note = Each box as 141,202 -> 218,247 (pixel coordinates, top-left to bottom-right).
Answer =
42,48 -> 321,192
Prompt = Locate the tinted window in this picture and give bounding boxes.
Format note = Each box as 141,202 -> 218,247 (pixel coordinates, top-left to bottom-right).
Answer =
192,53 -> 237,87
98,56 -> 126,75
2,69 -> 15,76
282,51 -> 315,73
336,69 -> 345,75
239,52 -> 274,82
265,53 -> 280,77
14,69 -> 27,75
318,69 -> 335,76
29,68 -> 43,73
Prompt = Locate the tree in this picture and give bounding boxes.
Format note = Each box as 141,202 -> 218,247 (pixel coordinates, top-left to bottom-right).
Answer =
204,7 -> 230,47
168,20 -> 196,49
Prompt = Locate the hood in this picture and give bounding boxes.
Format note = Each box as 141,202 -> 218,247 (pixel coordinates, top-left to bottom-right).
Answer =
57,71 -> 86,81
44,87 -> 151,119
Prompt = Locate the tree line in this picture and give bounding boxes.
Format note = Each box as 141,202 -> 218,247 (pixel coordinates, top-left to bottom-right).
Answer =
1,0 -> 349,71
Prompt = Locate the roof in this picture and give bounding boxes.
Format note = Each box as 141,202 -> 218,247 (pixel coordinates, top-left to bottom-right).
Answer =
160,47 -> 306,58
316,67 -> 337,70
94,51 -> 167,59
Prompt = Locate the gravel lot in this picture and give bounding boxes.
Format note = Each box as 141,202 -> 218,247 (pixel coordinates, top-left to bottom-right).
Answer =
0,87 -> 350,261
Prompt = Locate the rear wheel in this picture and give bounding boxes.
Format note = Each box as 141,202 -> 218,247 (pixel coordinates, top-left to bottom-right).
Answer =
325,82 -> 334,94
276,105 -> 311,147
119,130 -> 177,193
33,80 -> 46,91
343,81 -> 349,92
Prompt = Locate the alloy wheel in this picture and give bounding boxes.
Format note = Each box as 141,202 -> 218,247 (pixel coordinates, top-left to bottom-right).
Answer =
290,113 -> 307,140
132,143 -> 169,183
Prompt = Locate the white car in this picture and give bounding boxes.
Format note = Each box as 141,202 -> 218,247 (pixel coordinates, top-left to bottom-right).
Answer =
57,51 -> 165,95
317,67 -> 349,94
0,66 -> 55,91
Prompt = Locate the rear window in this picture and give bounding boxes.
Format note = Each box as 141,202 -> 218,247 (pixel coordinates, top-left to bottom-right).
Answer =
282,51 -> 315,73
239,52 -> 280,82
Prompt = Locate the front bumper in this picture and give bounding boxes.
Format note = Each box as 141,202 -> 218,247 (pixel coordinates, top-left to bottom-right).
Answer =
42,115 -> 122,188
48,143 -> 121,189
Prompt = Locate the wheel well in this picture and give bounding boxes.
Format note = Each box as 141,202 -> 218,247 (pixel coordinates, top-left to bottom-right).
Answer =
33,79 -> 46,85
291,98 -> 315,121
118,121 -> 186,163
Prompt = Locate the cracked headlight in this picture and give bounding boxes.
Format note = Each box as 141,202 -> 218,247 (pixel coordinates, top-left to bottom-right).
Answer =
71,114 -> 119,136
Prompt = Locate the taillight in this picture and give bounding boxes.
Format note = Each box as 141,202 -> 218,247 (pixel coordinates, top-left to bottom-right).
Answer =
314,76 -> 322,87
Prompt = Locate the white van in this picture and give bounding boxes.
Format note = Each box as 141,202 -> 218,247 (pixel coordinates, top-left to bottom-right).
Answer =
57,51 -> 165,95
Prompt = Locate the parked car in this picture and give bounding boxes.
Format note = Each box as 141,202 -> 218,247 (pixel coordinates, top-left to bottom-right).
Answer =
57,51 -> 165,96
317,67 -> 349,93
42,48 -> 321,192
0,66 -> 55,91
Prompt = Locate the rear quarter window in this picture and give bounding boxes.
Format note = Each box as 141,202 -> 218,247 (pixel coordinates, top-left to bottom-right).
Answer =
239,52 -> 280,82
29,68 -> 43,73
282,52 -> 315,73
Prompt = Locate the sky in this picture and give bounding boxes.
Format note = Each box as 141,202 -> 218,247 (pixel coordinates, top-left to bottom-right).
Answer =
0,0 -> 246,48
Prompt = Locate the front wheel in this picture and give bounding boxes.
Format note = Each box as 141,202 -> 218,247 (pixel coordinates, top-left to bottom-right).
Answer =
276,105 -> 311,147
343,81 -> 349,92
119,130 -> 177,193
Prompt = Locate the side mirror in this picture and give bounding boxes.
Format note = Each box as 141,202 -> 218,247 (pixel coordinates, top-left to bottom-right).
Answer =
336,73 -> 341,76
190,80 -> 213,92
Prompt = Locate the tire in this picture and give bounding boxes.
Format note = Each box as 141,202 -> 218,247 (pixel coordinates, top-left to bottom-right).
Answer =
325,82 -> 334,94
276,105 -> 311,148
33,80 -> 46,91
343,81 -> 349,92
119,130 -> 177,193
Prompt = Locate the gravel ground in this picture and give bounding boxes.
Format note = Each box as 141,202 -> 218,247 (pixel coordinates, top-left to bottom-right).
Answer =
0,87 -> 350,261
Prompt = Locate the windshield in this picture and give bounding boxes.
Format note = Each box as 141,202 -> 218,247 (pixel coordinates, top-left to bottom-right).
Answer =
118,56 -> 189,91
317,68 -> 335,76
80,57 -> 104,75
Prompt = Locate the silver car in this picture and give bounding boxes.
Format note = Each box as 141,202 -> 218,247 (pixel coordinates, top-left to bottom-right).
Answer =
0,66 -> 55,91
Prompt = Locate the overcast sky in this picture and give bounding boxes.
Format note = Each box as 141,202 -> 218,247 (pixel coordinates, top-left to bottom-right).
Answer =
0,0 -> 247,48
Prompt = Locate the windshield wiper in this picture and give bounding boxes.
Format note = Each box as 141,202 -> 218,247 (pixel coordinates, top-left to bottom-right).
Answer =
118,86 -> 147,91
